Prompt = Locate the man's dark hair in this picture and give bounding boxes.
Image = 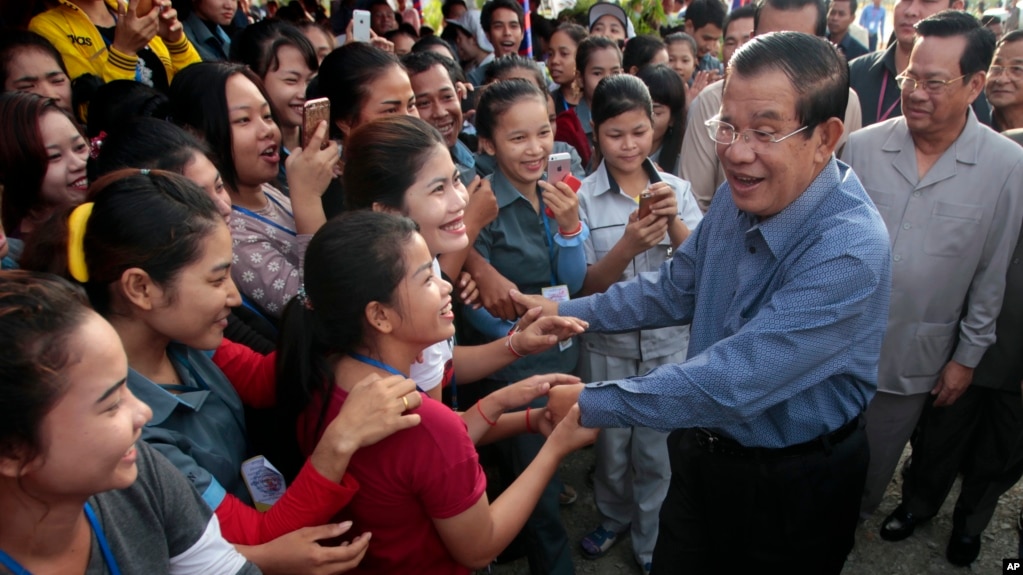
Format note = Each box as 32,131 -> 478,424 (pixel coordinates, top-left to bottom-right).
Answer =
402,50 -> 466,84
686,0 -> 728,31
723,4 -> 757,37
832,0 -> 858,16
442,0 -> 468,19
915,10 -> 996,77
727,32 -> 848,135
480,0 -> 524,34
998,29 -> 1023,47
754,0 -> 828,37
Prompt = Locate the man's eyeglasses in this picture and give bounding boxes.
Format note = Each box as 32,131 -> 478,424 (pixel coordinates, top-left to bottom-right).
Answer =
894,74 -> 967,94
704,118 -> 809,152
989,65 -> 1023,80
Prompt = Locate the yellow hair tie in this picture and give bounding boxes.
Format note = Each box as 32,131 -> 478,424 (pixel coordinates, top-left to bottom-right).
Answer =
67,202 -> 94,283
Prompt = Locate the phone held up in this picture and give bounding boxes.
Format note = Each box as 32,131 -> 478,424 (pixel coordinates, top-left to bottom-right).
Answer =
302,98 -> 331,149
543,152 -> 580,218
352,10 -> 371,43
637,157 -> 663,220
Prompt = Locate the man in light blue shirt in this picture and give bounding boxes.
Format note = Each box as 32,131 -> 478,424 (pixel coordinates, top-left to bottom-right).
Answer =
860,0 -> 886,51
514,32 -> 891,574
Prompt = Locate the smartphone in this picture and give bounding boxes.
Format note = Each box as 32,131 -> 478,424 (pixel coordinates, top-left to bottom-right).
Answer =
353,10 -> 371,43
637,157 -> 663,219
637,191 -> 655,219
302,98 -> 330,149
544,153 -> 579,218
135,0 -> 154,15
546,152 -> 572,184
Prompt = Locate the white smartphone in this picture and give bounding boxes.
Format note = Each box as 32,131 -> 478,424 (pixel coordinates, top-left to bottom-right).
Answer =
546,152 -> 572,183
353,10 -> 371,43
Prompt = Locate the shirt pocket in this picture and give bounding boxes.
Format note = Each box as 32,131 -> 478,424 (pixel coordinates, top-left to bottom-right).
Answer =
903,320 -> 958,378
923,201 -> 984,258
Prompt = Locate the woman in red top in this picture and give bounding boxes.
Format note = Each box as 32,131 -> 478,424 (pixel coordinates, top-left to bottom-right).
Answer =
277,211 -> 598,574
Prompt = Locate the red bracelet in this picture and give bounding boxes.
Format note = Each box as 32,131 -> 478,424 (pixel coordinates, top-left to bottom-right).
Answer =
525,407 -> 534,433
559,221 -> 583,237
476,400 -> 497,426
506,333 -> 525,358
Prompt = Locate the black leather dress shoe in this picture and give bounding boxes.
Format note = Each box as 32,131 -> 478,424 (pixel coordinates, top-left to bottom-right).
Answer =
946,531 -> 981,566
880,505 -> 925,541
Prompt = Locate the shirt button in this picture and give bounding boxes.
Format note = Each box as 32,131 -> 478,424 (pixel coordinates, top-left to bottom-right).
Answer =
1015,258 -> 1020,265
903,223 -> 911,230
912,191 -> 921,197
749,246 -> 756,254
894,254 -> 902,262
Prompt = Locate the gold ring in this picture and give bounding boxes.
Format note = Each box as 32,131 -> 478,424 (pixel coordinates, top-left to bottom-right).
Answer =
401,395 -> 410,411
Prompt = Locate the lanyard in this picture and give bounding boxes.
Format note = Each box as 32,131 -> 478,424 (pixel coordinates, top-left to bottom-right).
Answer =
232,193 -> 296,237
536,194 -> 559,287
348,353 -> 425,393
876,73 -> 900,124
0,503 -> 121,575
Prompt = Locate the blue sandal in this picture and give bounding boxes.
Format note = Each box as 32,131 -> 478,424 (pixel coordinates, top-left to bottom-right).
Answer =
580,525 -> 623,559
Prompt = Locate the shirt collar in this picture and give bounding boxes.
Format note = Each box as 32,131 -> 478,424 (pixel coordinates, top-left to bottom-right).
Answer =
451,139 -> 475,170
185,12 -> 228,47
749,157 -> 843,257
490,169 -> 532,208
883,107 -> 981,166
128,344 -> 211,425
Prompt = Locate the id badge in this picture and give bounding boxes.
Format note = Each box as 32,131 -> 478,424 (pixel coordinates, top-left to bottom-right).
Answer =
541,284 -> 573,351
241,456 -> 287,511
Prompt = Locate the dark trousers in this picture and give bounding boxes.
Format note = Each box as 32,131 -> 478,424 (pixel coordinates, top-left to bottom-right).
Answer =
902,386 -> 1023,536
868,32 -> 878,52
651,425 -> 868,575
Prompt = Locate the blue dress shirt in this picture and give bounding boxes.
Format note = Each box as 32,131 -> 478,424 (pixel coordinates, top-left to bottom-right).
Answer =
560,158 -> 892,448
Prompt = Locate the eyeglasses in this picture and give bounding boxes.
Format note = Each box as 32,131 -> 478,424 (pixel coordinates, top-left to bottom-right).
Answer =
704,118 -> 810,151
989,65 -> 1023,80
894,74 -> 967,94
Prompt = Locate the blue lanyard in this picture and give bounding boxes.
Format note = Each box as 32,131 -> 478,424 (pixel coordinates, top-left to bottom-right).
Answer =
348,353 -> 425,393
0,503 -> 121,575
232,193 -> 296,237
536,194 -> 559,287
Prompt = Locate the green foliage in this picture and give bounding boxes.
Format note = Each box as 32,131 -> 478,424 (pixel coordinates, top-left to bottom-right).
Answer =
424,0 -> 444,30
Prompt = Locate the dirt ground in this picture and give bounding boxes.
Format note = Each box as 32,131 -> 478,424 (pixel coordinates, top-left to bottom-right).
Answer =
488,444 -> 1023,575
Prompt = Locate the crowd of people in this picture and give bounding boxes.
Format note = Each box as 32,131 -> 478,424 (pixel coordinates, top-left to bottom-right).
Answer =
1,0 -> 1022,574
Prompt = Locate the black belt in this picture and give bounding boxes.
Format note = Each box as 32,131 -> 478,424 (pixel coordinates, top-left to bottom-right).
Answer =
694,416 -> 861,460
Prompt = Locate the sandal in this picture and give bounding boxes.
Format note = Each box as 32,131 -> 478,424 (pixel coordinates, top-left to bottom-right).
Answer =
580,525 -> 623,558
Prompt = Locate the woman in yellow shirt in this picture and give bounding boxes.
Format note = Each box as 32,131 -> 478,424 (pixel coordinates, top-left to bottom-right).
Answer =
29,0 -> 201,90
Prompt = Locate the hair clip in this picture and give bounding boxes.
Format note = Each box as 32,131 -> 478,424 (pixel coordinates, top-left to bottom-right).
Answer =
296,285 -> 314,311
89,131 -> 107,160
67,202 -> 95,283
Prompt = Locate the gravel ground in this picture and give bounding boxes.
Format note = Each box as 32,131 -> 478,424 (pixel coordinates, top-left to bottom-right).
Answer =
488,444 -> 1023,575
